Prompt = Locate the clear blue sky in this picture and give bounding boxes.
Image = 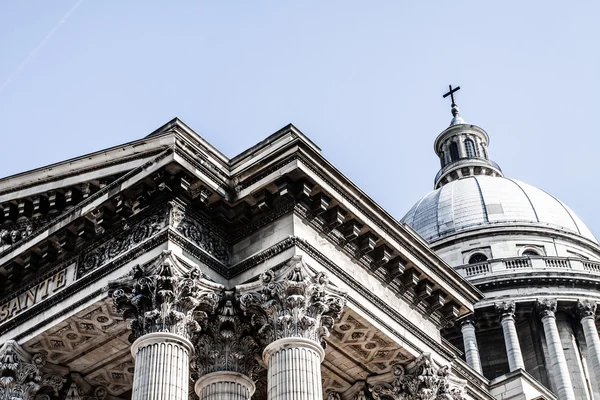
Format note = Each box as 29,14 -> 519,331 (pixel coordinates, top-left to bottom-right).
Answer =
1,2 -> 599,237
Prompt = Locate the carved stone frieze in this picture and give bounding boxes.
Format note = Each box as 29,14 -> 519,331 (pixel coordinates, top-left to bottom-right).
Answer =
168,202 -> 229,264
238,255 -> 347,349
191,291 -> 261,380
367,353 -> 466,400
537,298 -> 557,319
0,340 -> 64,400
576,299 -> 597,320
110,250 -> 223,342
78,209 -> 168,278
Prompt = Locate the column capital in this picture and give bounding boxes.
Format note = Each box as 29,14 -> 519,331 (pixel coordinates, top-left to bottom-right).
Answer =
110,250 -> 223,342
366,353 -> 466,400
238,255 -> 347,349
537,298 -> 557,319
0,341 -> 65,400
191,290 -> 261,380
458,315 -> 476,329
495,300 -> 516,319
576,299 -> 597,320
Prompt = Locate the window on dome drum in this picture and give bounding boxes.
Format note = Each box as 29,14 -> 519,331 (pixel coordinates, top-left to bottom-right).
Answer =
468,253 -> 488,264
449,142 -> 459,162
522,250 -> 539,256
465,139 -> 476,158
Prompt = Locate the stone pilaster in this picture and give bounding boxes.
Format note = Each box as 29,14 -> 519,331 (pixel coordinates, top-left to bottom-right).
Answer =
495,300 -> 525,371
192,291 -> 258,400
577,300 -> 600,392
366,353 -> 466,399
0,341 -> 64,400
459,316 -> 483,374
538,299 -> 576,400
238,256 -> 347,400
111,250 -> 223,400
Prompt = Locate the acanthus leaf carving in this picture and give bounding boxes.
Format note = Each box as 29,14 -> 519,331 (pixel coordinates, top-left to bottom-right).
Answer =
576,299 -> 597,320
0,341 -> 64,400
238,255 -> 347,349
537,298 -> 557,319
367,353 -> 466,400
191,290 -> 262,380
110,250 -> 223,342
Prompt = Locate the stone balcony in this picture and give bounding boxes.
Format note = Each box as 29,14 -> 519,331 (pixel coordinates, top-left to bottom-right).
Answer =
455,256 -> 600,290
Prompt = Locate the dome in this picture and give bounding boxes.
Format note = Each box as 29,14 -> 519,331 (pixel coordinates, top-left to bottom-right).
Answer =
401,175 -> 597,243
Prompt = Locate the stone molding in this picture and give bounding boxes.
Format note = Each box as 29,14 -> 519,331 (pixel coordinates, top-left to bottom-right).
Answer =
0,340 -> 64,400
366,353 -> 466,400
536,298 -> 557,319
494,300 -> 516,319
576,299 -> 597,320
457,315 -> 476,328
238,255 -> 347,349
110,250 -> 223,342
262,337 -> 325,364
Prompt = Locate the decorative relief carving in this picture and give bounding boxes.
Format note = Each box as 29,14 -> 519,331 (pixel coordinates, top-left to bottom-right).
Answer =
367,353 -> 465,400
576,300 -> 597,320
0,341 -> 64,400
495,300 -> 516,319
238,255 -> 347,348
168,202 -> 229,264
537,298 -> 557,319
78,210 -> 168,277
110,250 -> 223,342
191,291 -> 261,380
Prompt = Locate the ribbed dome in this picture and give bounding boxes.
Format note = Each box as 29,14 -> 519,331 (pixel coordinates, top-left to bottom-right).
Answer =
401,175 -> 597,243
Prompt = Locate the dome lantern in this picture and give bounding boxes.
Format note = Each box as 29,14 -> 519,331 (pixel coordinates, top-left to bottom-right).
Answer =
434,85 -> 503,189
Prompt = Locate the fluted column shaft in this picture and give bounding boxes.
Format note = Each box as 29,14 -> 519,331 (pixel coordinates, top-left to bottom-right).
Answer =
541,312 -> 576,400
460,319 -> 483,374
263,338 -> 325,400
500,315 -> 525,371
195,371 -> 255,400
581,313 -> 600,391
131,333 -> 193,400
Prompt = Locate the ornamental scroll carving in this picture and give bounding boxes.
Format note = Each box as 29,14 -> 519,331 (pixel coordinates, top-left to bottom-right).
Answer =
191,290 -> 261,380
169,202 -> 229,264
79,210 -> 167,277
0,341 -> 64,400
495,300 -> 516,319
110,250 -> 223,342
367,353 -> 465,400
238,255 -> 347,349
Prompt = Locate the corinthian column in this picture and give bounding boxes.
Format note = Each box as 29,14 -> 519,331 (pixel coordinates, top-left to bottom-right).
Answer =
538,299 -> 576,400
111,251 -> 222,400
192,291 -> 258,400
0,341 -> 64,400
577,300 -> 600,391
495,301 -> 525,371
459,317 -> 483,374
238,256 -> 347,400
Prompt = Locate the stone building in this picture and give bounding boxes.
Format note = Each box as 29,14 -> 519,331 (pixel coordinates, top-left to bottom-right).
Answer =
0,94 -> 596,400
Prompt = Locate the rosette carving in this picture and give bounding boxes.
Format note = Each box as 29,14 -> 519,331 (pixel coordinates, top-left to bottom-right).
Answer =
110,250 -> 223,342
238,256 -> 347,348
191,290 -> 261,379
367,353 -> 465,400
0,341 -> 62,400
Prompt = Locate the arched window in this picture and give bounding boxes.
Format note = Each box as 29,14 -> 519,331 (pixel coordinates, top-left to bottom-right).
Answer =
465,139 -> 476,158
449,142 -> 459,162
468,253 -> 488,264
522,250 -> 538,256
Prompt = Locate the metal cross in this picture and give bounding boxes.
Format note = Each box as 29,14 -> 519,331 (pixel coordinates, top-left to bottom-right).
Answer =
443,84 -> 461,106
